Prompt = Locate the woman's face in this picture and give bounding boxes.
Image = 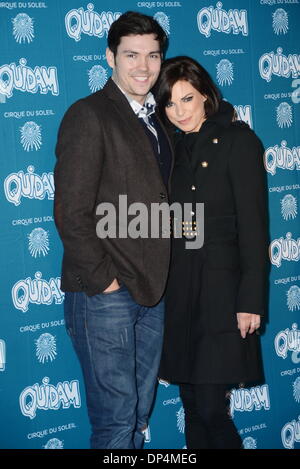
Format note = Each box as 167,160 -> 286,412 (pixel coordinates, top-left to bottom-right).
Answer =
165,80 -> 207,133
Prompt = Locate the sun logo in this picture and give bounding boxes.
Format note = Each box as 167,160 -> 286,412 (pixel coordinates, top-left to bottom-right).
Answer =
281,194 -> 297,221
28,228 -> 49,258
176,406 -> 185,434
43,438 -> 64,449
12,13 -> 34,44
243,436 -> 257,449
276,102 -> 293,128
272,8 -> 288,35
293,377 -> 300,403
287,286 -> 300,312
36,333 -> 57,364
20,121 -> 42,151
216,59 -> 234,86
154,12 -> 170,36
88,65 -> 108,93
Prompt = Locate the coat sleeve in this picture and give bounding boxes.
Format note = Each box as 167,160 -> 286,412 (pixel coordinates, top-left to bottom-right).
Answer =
228,128 -> 269,315
54,100 -> 118,295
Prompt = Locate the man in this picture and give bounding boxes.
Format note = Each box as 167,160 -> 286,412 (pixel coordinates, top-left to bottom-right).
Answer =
54,11 -> 172,449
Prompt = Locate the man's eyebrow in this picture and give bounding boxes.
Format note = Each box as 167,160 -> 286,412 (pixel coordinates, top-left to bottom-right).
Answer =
121,49 -> 161,54
121,50 -> 138,54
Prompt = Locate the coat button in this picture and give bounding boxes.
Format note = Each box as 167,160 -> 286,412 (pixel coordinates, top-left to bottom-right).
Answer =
201,161 -> 208,167
160,192 -> 166,199
191,185 -> 196,191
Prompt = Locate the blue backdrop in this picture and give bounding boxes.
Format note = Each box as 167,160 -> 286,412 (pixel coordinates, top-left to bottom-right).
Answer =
1,0 -> 300,450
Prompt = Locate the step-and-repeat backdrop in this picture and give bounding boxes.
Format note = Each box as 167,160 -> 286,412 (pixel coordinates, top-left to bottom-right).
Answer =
1,0 -> 299,450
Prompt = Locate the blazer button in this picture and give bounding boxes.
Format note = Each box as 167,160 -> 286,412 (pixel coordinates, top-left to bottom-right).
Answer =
160,193 -> 166,199
191,185 -> 196,191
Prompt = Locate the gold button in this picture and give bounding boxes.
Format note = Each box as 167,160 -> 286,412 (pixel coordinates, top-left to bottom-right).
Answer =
212,138 -> 218,144
201,161 -> 208,168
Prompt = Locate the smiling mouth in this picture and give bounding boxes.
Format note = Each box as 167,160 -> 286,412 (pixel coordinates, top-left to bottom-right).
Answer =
178,117 -> 191,125
132,76 -> 149,82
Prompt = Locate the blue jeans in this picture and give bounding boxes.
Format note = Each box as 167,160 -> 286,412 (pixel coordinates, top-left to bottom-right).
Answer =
64,283 -> 164,449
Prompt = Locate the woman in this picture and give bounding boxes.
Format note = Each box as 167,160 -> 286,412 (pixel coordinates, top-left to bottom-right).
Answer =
156,56 -> 268,449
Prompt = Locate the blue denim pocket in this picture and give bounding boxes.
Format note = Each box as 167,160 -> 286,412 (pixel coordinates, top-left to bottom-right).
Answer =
85,285 -> 137,334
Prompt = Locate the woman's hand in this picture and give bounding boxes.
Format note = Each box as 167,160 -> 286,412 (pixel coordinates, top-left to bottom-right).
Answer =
237,312 -> 260,339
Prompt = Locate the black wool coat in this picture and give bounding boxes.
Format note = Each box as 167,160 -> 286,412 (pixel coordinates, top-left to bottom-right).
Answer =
159,102 -> 269,385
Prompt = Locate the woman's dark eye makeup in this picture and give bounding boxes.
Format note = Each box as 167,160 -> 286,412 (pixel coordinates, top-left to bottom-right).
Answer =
183,95 -> 193,102
166,95 -> 193,108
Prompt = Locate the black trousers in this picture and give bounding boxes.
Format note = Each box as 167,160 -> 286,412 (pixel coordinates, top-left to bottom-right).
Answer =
179,383 -> 242,449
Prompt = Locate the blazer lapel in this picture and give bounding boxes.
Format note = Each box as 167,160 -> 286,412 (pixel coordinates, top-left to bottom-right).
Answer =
103,79 -> 161,170
107,83 -> 153,146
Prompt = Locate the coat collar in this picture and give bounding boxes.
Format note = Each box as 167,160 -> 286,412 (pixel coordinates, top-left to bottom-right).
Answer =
172,100 -> 235,192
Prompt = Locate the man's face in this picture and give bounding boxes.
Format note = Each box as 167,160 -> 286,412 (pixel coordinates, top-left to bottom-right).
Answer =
106,34 -> 162,105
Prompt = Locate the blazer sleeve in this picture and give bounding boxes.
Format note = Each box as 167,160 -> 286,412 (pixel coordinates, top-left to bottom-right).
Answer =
54,100 -> 118,295
228,128 -> 269,315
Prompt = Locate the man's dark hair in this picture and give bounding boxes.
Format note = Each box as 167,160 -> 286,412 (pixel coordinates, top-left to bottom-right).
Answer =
107,11 -> 167,57
156,56 -> 221,118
